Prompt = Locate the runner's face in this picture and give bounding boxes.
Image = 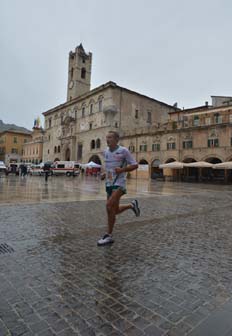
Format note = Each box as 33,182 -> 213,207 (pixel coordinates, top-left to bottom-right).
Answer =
106,133 -> 118,148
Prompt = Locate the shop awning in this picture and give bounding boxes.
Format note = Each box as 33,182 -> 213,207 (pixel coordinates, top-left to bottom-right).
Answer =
159,161 -> 184,169
213,162 -> 232,169
184,161 -> 214,168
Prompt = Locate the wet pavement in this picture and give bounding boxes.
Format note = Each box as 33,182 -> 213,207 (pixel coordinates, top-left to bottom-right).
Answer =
0,175 -> 232,335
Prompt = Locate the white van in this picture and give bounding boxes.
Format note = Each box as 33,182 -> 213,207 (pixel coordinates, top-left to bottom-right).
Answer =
0,161 -> 7,176
51,161 -> 80,176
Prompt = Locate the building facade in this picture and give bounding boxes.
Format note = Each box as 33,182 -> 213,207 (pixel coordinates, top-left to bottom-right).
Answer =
42,44 -> 232,181
121,96 -> 232,179
42,44 -> 177,166
0,130 -> 32,165
22,126 -> 44,164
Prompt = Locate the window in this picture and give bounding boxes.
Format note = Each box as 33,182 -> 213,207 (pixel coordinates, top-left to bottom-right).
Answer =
167,142 -> 176,150
89,123 -> 92,130
96,138 -> 101,149
139,144 -> 147,152
147,111 -> 152,124
90,104 -> 93,114
0,147 -> 5,154
11,148 -> 18,154
90,139 -> 95,149
152,143 -> 160,151
54,146 -> 57,153
58,146 -> 61,153
0,137 -> 5,144
82,106 -> 85,117
129,145 -> 135,152
49,118 -> 52,128
135,109 -> 139,119
99,98 -> 103,112
13,137 -> 17,144
70,67 -> 74,79
193,116 -> 199,126
81,68 -> 86,79
208,139 -> 219,148
57,164 -> 65,169
77,144 -> 83,159
183,140 -> 193,149
205,117 -> 211,125
214,114 -> 222,124
48,149 -> 50,154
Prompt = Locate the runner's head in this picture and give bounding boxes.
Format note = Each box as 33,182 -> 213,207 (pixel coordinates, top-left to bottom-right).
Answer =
106,131 -> 120,148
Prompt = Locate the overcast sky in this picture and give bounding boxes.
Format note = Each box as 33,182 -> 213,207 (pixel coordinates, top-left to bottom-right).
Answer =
1,0 -> 231,130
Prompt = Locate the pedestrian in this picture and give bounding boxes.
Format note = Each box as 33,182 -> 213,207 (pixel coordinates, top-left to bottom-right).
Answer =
43,164 -> 50,182
97,131 -> 140,246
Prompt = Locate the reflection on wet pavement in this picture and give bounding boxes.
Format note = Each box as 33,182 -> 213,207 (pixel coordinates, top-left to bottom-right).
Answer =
0,175 -> 230,205
1,176 -> 232,335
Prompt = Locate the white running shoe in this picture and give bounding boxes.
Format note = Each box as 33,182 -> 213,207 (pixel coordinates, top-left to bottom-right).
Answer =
131,199 -> 140,217
97,234 -> 114,246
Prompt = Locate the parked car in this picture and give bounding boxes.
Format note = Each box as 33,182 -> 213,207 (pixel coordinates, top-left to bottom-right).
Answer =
0,161 -> 7,176
30,164 -> 44,176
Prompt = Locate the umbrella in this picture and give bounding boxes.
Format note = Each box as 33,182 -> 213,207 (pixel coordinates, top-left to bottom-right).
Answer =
83,161 -> 102,168
213,162 -> 232,169
159,161 -> 184,169
184,161 -> 213,168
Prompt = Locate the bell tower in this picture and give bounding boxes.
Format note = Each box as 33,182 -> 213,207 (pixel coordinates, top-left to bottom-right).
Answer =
67,44 -> 92,101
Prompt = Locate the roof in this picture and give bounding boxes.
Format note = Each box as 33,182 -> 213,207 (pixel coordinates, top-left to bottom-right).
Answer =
43,81 -> 178,116
0,129 -> 32,136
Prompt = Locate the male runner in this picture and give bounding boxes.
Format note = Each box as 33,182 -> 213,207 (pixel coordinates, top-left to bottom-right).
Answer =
97,131 -> 140,246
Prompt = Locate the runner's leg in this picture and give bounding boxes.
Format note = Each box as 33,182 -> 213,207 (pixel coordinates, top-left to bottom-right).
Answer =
106,188 -> 124,234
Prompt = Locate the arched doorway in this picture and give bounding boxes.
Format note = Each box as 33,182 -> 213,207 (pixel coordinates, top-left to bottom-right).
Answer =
138,159 -> 149,179
182,158 -> 197,182
88,155 -> 102,165
151,159 -> 162,179
65,148 -> 70,161
205,157 -> 222,182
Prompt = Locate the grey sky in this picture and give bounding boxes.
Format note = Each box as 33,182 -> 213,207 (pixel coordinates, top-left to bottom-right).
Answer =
1,0 -> 231,130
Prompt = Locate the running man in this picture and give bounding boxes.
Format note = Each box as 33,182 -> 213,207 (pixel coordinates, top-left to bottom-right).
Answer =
97,131 -> 140,246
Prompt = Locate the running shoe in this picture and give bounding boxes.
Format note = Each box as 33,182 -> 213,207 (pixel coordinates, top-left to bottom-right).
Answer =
97,234 -> 114,246
131,199 -> 140,217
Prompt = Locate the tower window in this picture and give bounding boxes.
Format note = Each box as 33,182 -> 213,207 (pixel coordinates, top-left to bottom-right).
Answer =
70,67 -> 74,79
81,68 -> 86,79
82,58 -> 85,63
135,109 -> 139,119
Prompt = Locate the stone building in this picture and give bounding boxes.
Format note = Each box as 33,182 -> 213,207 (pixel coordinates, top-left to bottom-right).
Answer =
0,129 -> 32,165
22,124 -> 44,164
42,44 -> 177,167
121,96 -> 232,180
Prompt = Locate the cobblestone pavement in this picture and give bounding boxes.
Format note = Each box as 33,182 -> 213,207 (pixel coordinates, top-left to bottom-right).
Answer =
0,176 -> 232,335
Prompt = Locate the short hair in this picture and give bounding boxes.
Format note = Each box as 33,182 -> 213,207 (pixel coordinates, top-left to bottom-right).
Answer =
108,131 -> 120,140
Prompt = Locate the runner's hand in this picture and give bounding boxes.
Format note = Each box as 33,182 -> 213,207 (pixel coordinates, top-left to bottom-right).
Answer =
100,173 -> 106,180
115,167 -> 124,174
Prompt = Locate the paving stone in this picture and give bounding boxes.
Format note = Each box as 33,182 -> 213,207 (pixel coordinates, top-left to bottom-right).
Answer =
2,178 -> 232,335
